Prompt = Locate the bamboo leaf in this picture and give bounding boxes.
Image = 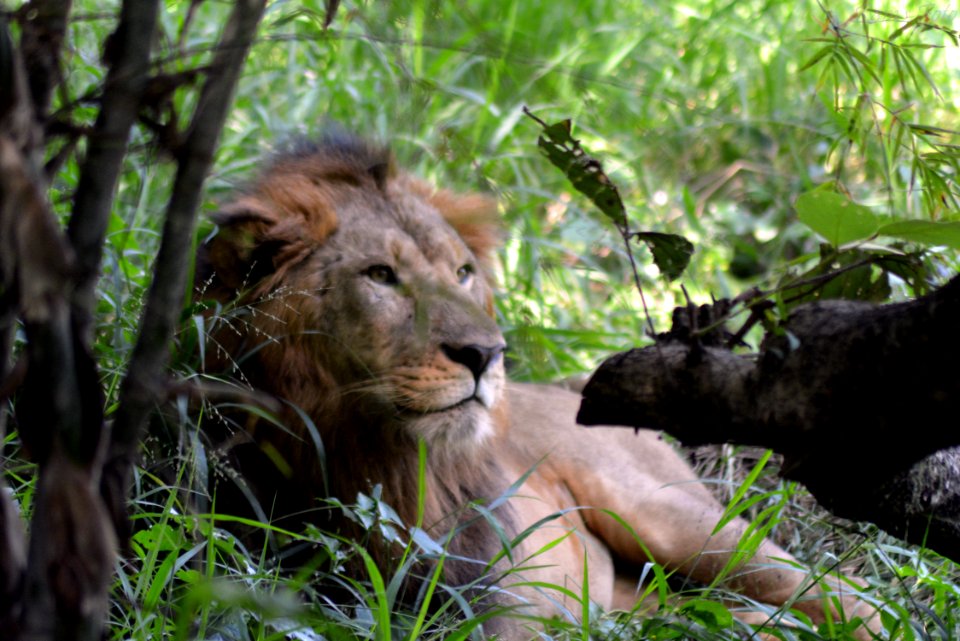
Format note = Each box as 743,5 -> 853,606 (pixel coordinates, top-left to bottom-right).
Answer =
901,48 -> 943,98
866,8 -> 903,19
889,15 -> 921,42
799,44 -> 835,72
830,49 -> 859,87
908,123 -> 958,136
844,44 -> 882,85
891,46 -> 911,98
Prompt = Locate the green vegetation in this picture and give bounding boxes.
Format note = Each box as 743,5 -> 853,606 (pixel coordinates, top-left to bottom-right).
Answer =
5,0 -> 960,639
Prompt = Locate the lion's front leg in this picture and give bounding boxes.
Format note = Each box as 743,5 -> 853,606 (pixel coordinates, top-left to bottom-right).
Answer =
507,383 -> 879,635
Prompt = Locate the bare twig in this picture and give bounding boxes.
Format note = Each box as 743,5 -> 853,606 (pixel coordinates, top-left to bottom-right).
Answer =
15,0 -> 72,121
622,227 -> 657,338
681,256 -> 886,345
66,0 -> 160,340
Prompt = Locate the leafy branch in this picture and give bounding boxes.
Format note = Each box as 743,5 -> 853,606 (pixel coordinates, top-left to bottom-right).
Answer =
523,107 -> 694,336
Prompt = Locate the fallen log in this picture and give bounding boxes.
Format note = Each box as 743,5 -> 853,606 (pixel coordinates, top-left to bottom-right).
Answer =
578,275 -> 960,559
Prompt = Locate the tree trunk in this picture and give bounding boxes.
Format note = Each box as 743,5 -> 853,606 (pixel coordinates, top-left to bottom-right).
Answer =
0,3 -> 267,639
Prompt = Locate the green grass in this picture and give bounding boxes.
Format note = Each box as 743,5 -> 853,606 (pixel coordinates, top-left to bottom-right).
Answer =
5,0 -> 960,639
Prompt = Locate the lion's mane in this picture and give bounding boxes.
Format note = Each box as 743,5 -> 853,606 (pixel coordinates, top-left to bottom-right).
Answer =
197,135 -> 515,589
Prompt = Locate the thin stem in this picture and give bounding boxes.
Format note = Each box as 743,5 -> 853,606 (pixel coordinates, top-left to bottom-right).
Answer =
620,225 -> 657,338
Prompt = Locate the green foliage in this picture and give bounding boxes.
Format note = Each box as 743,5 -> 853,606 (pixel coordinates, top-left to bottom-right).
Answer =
801,6 -> 960,216
796,183 -> 882,246
881,219 -> 960,248
796,183 -> 960,251
774,5 -> 960,316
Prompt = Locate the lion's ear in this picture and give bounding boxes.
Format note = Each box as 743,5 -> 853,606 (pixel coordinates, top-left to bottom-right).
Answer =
197,172 -> 342,302
429,190 -> 502,270
196,198 -> 310,301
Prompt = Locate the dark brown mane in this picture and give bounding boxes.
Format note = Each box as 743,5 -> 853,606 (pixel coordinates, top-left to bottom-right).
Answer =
273,134 -> 394,190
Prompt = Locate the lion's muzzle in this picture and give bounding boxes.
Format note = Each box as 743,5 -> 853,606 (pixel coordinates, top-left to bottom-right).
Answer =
440,342 -> 506,381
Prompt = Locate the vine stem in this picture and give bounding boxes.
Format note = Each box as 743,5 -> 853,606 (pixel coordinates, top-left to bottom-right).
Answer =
621,225 -> 657,338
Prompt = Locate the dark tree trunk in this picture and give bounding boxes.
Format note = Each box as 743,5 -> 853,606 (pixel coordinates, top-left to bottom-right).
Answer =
579,275 -> 960,559
0,3 -> 267,639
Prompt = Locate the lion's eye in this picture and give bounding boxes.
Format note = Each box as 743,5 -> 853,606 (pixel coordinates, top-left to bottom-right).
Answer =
364,264 -> 399,285
456,264 -> 474,285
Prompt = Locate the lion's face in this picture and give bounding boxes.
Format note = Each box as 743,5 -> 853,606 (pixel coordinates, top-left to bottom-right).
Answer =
285,184 -> 506,448
200,141 -> 507,451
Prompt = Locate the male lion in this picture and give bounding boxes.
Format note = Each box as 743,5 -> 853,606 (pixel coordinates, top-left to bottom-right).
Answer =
197,135 -> 875,639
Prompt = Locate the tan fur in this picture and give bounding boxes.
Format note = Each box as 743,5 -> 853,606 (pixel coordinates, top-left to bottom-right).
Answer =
197,138 -> 876,640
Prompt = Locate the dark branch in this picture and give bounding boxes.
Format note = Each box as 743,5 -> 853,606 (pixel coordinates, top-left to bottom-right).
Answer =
0,18 -> 33,637
105,0 -> 267,534
0,16 -> 20,389
3,5 -> 268,639
66,0 -> 160,339
1,14 -> 42,156
0,15 -> 79,465
20,451 -> 117,641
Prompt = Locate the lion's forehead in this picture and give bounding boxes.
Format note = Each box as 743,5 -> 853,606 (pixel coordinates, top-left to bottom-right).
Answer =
335,195 -> 471,268
404,220 -> 470,265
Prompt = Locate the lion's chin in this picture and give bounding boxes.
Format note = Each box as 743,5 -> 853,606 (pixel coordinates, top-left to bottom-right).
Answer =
404,401 -> 495,451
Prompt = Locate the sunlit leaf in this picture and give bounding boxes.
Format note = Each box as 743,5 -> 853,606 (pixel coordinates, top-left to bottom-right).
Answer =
795,184 -> 881,246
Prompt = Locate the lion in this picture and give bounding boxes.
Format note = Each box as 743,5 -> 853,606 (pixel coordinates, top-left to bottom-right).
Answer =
196,135 -> 877,640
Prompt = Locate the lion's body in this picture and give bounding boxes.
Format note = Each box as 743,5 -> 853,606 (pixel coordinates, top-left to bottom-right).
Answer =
198,136 -> 874,639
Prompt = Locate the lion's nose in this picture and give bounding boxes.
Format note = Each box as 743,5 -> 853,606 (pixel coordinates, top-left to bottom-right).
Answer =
441,342 -> 506,381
